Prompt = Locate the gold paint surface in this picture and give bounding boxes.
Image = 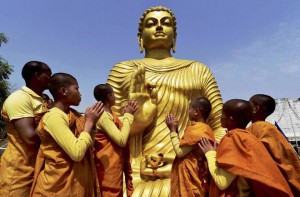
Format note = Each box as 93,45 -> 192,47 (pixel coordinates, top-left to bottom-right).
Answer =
107,6 -> 225,196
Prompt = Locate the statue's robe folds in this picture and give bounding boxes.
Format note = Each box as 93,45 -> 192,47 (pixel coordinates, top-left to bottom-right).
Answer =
211,129 -> 293,197
30,109 -> 97,197
171,122 -> 215,197
94,112 -> 133,197
247,121 -> 300,196
107,59 -> 225,196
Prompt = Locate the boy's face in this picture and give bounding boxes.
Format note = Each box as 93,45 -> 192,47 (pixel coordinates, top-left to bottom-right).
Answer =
188,103 -> 197,121
37,66 -> 52,90
221,110 -> 230,128
66,81 -> 81,106
108,89 -> 116,106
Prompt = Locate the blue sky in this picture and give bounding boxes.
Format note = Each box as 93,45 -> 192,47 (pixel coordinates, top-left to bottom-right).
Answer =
1,0 -> 300,112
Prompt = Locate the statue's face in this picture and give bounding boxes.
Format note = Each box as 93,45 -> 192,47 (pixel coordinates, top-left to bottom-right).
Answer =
140,11 -> 175,50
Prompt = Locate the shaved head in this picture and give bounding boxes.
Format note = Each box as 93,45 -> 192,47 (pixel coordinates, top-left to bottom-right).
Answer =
250,94 -> 275,118
93,84 -> 113,102
190,97 -> 212,119
48,73 -> 77,100
223,99 -> 253,128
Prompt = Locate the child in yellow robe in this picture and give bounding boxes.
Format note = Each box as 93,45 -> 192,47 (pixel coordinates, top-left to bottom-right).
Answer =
93,84 -> 138,197
30,73 -> 103,197
165,97 -> 215,197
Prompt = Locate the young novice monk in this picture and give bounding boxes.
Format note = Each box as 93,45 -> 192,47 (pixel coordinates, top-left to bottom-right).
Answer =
165,97 -> 215,197
0,61 -> 52,196
247,94 -> 300,196
93,84 -> 138,197
30,73 -> 103,197
199,99 -> 293,197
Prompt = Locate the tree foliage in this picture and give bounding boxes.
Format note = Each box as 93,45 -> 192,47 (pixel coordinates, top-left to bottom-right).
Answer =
0,33 -> 13,138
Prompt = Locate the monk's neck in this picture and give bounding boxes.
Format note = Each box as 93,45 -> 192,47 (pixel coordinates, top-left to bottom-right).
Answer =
252,116 -> 266,123
53,102 -> 70,113
26,84 -> 44,97
194,117 -> 206,123
103,103 -> 112,114
144,49 -> 172,60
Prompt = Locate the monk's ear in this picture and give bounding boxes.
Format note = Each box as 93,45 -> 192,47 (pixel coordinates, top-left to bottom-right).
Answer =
107,93 -> 112,101
195,108 -> 201,115
253,105 -> 259,114
59,87 -> 67,96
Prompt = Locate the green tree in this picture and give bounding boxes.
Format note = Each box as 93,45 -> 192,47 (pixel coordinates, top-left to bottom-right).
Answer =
0,33 -> 13,139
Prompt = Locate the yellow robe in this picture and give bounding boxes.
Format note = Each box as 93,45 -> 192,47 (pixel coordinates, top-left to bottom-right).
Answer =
0,86 -> 47,197
94,112 -> 133,197
30,109 -> 97,197
247,121 -> 300,196
0,112 -> 44,197
171,122 -> 215,197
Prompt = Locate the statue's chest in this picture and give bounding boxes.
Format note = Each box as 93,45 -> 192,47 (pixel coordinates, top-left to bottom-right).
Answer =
145,70 -> 201,104
145,69 -> 198,93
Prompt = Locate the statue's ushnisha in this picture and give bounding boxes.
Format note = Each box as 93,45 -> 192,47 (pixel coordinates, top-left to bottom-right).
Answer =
107,6 -> 225,196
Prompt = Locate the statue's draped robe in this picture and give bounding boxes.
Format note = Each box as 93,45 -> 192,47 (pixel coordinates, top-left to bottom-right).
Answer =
247,121 -> 300,196
171,122 -> 215,197
107,59 -> 224,196
30,109 -> 97,197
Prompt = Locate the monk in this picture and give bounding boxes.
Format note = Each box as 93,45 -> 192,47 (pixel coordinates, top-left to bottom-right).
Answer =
0,61 -> 52,196
30,73 -> 103,196
166,97 -> 215,197
199,99 -> 293,197
107,6 -> 225,195
93,84 -> 138,197
247,94 -> 300,196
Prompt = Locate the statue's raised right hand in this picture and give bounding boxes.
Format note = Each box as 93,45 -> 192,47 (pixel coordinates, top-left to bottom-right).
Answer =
129,64 -> 157,136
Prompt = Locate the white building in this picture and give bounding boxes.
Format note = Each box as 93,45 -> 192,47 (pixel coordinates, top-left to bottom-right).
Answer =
266,98 -> 300,146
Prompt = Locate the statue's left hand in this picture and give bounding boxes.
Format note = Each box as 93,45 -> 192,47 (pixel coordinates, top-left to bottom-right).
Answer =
129,64 -> 157,136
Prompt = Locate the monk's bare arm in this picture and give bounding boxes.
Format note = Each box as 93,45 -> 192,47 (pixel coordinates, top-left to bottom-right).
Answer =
12,117 -> 40,147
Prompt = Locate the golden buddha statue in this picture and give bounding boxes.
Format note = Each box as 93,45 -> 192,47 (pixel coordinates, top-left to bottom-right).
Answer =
107,6 -> 225,196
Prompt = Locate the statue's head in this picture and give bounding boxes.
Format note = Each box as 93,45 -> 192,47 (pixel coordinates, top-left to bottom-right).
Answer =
138,6 -> 177,53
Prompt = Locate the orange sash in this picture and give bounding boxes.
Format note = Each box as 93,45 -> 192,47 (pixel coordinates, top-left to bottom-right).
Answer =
171,122 -> 215,197
94,112 -> 133,197
30,108 -> 97,197
247,121 -> 300,196
213,129 -> 293,197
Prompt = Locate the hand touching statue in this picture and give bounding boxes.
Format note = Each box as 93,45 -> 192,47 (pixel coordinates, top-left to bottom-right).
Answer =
129,65 -> 157,136
124,99 -> 138,115
165,113 -> 179,133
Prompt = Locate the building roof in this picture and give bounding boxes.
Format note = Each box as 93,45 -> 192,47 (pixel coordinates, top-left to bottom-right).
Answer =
266,98 -> 300,140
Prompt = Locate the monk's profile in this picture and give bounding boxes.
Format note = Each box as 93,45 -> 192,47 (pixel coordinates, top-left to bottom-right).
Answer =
107,6 -> 225,196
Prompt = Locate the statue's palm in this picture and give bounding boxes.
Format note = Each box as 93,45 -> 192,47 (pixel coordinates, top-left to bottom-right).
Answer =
129,65 -> 157,136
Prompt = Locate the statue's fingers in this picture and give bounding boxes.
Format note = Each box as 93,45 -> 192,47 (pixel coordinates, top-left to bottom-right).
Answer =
129,70 -> 138,93
150,87 -> 157,104
141,65 -> 148,93
146,81 -> 156,89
